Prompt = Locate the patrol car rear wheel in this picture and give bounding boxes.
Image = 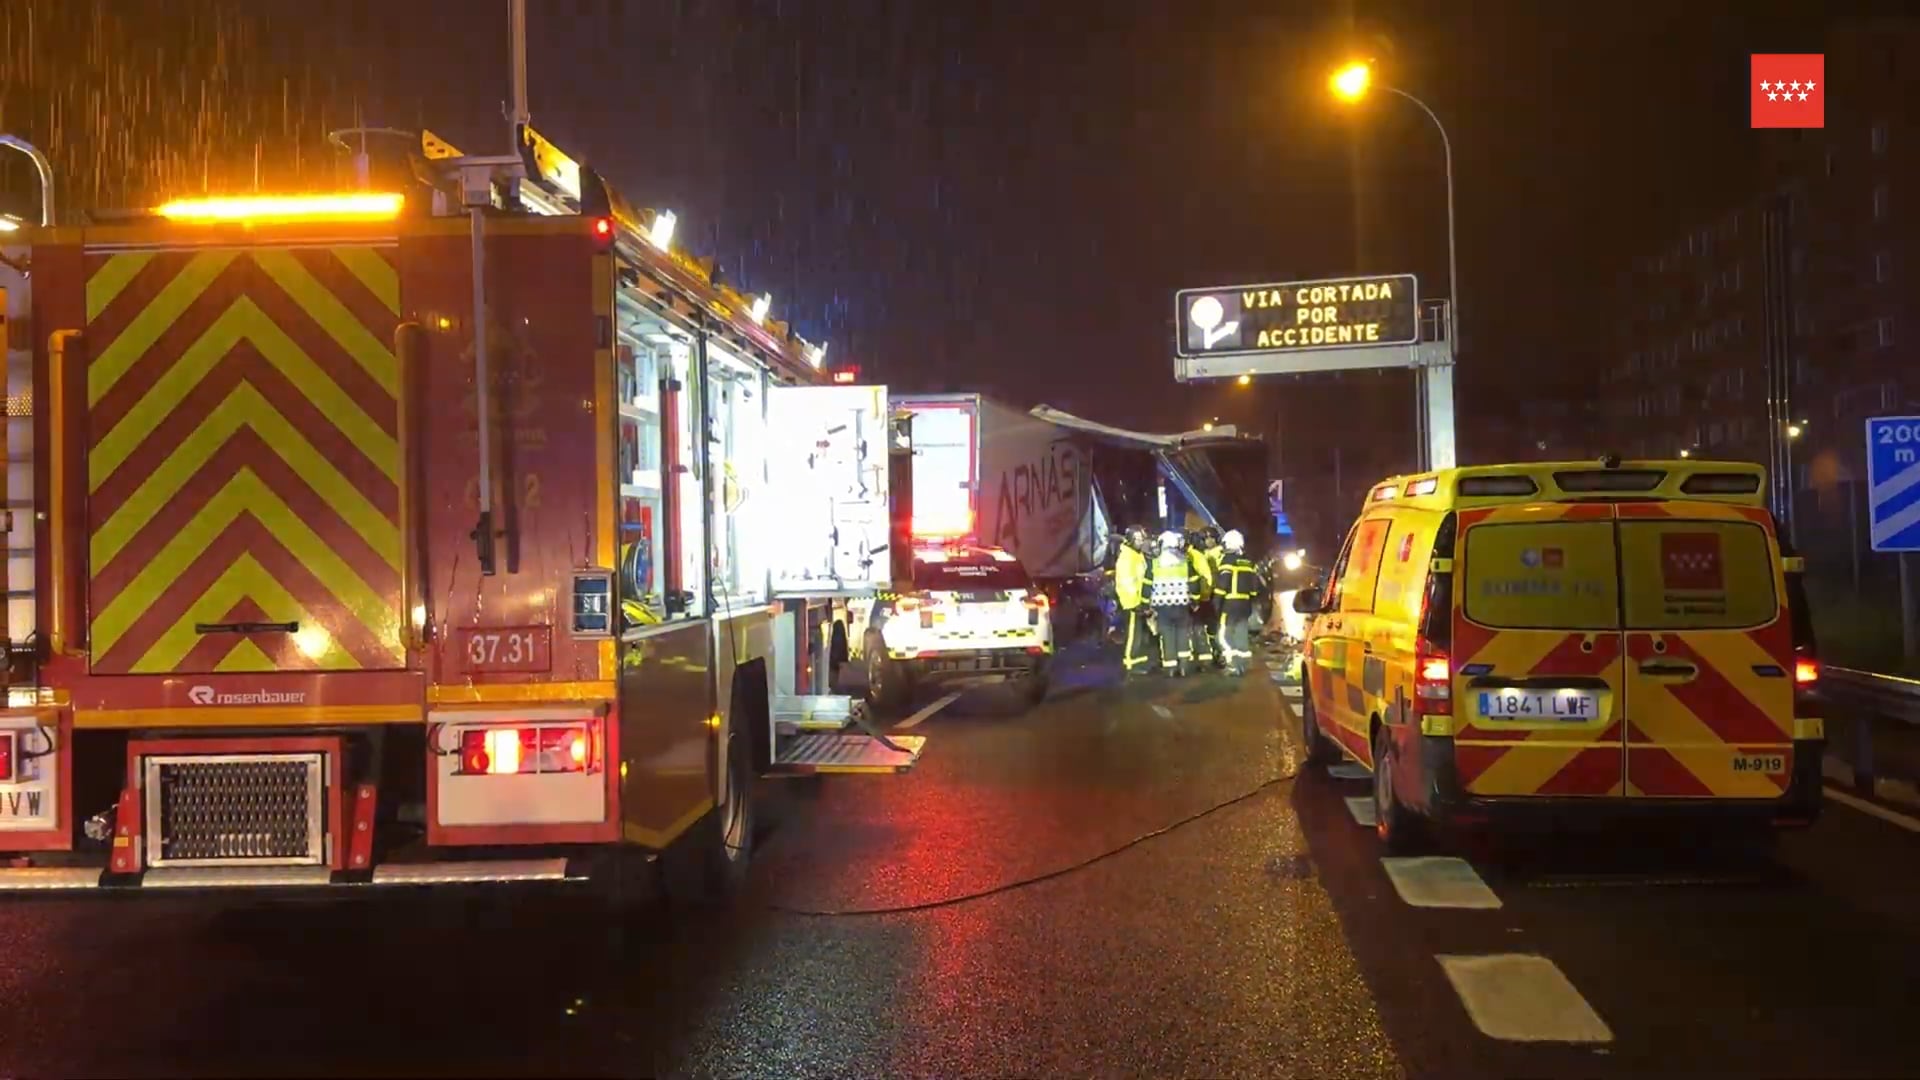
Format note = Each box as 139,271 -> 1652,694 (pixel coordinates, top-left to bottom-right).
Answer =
865,635 -> 913,715
1373,725 -> 1426,854
1300,694 -> 1338,766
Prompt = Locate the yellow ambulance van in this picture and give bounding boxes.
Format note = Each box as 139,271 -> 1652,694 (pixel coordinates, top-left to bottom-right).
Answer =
1292,457 -> 1823,850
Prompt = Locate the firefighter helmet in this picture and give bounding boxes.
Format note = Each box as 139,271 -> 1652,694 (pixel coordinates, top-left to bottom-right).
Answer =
1222,529 -> 1245,553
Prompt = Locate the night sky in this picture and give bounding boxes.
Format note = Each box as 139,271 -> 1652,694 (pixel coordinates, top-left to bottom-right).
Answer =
1,0 -> 1830,440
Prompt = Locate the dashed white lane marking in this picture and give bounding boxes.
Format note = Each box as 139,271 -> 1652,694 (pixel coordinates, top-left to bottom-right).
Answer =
1825,786 -> 1920,834
1150,703 -> 1174,719
1437,954 -> 1614,1043
1344,796 -> 1377,827
894,691 -> 963,731
1278,684 -> 1303,697
1327,763 -> 1371,780
1381,856 -> 1504,909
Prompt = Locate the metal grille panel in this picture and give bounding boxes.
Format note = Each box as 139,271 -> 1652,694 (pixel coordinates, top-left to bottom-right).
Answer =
144,753 -> 326,867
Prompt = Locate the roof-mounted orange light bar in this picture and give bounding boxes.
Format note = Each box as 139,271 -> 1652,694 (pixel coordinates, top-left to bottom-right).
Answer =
155,192 -> 404,224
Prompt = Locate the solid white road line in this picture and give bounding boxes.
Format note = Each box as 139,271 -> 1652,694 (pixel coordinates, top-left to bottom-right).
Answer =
1344,796 -> 1378,827
1825,785 -> 1920,834
1438,954 -> 1614,1043
895,691 -> 963,731
1327,763 -> 1371,780
1381,856 -> 1504,910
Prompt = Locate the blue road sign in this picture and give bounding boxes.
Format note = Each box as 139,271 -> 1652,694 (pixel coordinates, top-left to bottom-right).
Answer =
1866,416 -> 1920,552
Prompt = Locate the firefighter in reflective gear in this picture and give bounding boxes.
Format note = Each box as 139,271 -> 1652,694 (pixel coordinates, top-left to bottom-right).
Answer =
1147,530 -> 1203,676
1192,526 -> 1226,667
1115,525 -> 1155,677
1212,529 -> 1266,676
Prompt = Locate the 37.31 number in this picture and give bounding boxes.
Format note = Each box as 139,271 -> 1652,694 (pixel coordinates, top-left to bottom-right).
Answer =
461,627 -> 551,672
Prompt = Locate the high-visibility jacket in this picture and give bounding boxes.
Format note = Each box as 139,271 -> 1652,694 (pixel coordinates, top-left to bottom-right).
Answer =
1114,546 -> 1148,610
1147,550 -> 1201,606
1188,548 -> 1215,602
1213,554 -> 1266,601
1200,543 -> 1226,580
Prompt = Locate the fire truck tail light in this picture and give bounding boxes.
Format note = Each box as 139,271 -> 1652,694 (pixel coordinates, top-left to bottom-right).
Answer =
457,723 -> 597,776
0,732 -> 13,782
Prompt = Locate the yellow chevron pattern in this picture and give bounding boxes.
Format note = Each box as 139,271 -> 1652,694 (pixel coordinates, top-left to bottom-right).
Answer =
84,245 -> 405,674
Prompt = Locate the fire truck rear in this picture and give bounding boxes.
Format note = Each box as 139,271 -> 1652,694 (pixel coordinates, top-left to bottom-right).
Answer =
0,130 -> 923,890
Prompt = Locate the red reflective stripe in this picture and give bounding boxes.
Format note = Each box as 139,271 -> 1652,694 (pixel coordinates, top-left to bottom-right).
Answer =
1627,747 -> 1715,796
1535,747 -> 1624,796
1634,635 -> 1789,745
1452,744 -> 1507,789
1528,631 -> 1622,677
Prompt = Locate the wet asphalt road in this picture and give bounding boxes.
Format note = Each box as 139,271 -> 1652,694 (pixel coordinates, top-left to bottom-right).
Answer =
4,643 -> 1920,1077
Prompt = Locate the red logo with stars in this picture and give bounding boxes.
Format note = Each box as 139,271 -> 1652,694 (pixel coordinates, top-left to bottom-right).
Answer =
1751,54 -> 1824,129
1661,532 -> 1724,590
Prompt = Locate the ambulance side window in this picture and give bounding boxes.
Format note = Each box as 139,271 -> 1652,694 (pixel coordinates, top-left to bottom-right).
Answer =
1338,517 -> 1394,615
1323,522 -> 1361,611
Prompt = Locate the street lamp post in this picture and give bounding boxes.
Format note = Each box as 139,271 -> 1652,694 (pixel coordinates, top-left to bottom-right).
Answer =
1785,419 -> 1807,547
1331,62 -> 1459,470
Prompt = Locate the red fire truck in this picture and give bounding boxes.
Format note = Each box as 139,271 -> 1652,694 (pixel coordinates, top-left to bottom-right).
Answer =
0,126 -> 924,892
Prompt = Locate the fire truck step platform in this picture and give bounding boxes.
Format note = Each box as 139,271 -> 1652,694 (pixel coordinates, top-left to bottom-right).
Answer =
0,858 -> 580,891
775,694 -> 872,732
772,731 -> 927,774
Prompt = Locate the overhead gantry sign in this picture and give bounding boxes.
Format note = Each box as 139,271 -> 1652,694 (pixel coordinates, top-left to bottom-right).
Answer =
1172,273 -> 1456,470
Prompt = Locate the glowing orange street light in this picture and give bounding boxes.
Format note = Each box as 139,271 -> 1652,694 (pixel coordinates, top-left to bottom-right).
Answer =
1330,61 -> 1372,102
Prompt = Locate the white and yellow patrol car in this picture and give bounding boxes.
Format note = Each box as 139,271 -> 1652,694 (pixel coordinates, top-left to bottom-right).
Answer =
849,543 -> 1054,713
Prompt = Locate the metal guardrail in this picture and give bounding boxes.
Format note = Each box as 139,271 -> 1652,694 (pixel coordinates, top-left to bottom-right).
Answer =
1822,666 -> 1920,725
1820,666 -> 1920,797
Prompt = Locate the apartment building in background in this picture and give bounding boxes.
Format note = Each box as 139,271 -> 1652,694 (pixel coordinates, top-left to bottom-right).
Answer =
1597,20 -> 1919,584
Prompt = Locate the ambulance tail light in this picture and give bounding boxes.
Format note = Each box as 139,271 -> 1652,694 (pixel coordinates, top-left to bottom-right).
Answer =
1415,512 -> 1458,715
457,723 -> 598,776
1416,644 -> 1453,712
1792,648 -> 1820,717
1781,543 -> 1821,719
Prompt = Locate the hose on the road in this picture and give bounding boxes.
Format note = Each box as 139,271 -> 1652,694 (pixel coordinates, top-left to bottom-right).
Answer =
767,767 -> 1298,918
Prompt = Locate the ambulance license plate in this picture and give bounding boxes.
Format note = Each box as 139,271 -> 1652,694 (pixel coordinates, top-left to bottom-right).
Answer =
1478,689 -> 1599,721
